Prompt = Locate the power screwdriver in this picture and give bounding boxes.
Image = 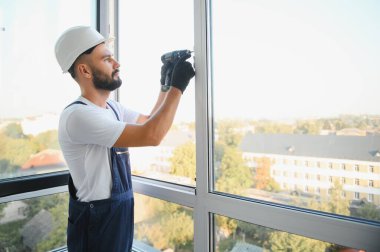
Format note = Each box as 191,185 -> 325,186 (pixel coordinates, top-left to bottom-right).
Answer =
161,50 -> 192,87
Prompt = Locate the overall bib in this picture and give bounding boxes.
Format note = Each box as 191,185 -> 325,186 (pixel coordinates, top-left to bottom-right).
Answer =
65,101 -> 134,252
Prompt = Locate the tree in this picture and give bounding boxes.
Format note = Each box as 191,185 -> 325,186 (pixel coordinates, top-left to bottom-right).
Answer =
216,120 -> 244,148
0,132 -> 40,167
134,195 -> 193,251
268,231 -> 329,251
322,120 -> 333,130
0,204 -> 5,219
254,157 -> 280,192
254,121 -> 293,134
35,130 -> 60,150
215,215 -> 238,241
170,141 -> 196,180
0,159 -> 18,174
216,147 -> 253,196
163,211 -> 193,250
3,123 -> 25,139
0,219 -> 26,251
294,121 -> 321,135
136,209 -> 193,251
236,220 -> 272,248
304,181 -> 349,216
214,142 -> 227,165
353,202 -> 380,221
136,223 -> 168,250
327,181 -> 350,216
35,194 -> 68,252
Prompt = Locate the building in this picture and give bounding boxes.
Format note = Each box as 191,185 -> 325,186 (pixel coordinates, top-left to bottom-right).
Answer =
21,209 -> 52,250
21,149 -> 66,173
130,129 -> 194,174
230,242 -> 263,252
0,201 -> 27,224
241,132 -> 380,205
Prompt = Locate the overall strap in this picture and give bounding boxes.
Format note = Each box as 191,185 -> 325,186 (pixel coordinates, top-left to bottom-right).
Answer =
65,100 -> 119,122
64,101 -> 88,201
106,102 -> 120,121
64,100 -> 87,109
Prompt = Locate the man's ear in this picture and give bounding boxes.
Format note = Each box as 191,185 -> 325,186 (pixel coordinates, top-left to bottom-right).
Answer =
77,64 -> 92,79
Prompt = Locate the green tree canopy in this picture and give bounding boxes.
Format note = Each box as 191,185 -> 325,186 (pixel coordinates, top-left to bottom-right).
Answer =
35,194 -> 68,252
268,231 -> 329,252
254,157 -> 280,192
0,132 -> 40,168
216,147 -> 254,196
353,202 -> 380,221
216,120 -> 244,148
294,121 -> 322,135
3,123 -> 25,139
169,141 -> 196,180
35,130 -> 60,150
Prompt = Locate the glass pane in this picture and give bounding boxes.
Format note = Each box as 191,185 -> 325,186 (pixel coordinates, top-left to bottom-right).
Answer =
0,0 -> 96,180
214,214 -> 365,252
118,0 -> 196,186
211,0 -> 380,221
134,193 -> 194,251
0,193 -> 68,251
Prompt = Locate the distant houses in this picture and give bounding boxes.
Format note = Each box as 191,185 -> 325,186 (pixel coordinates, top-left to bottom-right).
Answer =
21,149 -> 66,173
240,132 -> 380,204
0,201 -> 27,224
130,129 -> 194,180
21,209 -> 53,250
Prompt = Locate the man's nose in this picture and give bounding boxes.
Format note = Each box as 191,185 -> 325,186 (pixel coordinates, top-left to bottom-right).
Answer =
113,58 -> 120,68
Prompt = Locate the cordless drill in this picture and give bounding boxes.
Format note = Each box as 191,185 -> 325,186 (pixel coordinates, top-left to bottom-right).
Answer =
161,50 -> 192,87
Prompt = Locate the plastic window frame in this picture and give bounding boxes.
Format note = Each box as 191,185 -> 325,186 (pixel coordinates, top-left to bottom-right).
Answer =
1,1 -> 379,252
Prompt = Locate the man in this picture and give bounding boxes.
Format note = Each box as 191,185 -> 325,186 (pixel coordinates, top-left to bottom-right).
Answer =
54,26 -> 195,252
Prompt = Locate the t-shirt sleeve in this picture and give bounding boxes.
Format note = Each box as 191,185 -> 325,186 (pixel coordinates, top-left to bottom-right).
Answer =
122,107 -> 140,123
65,107 -> 126,147
109,100 -> 140,124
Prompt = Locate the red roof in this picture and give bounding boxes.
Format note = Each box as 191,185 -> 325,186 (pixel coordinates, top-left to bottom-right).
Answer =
21,149 -> 65,170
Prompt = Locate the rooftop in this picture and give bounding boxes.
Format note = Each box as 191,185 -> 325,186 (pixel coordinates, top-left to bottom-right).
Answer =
240,132 -> 380,162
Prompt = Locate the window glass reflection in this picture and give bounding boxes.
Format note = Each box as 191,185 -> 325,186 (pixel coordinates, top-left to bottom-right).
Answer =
0,193 -> 68,251
118,0 -> 195,186
214,214 -> 365,252
134,193 -> 194,251
211,0 -> 380,222
0,0 -> 96,180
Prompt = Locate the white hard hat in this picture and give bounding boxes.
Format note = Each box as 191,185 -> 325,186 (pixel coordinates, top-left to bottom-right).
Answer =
55,26 -> 106,73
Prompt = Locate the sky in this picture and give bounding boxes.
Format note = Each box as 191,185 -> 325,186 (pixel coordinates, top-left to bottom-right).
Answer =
211,0 -> 380,120
0,0 -> 95,119
1,0 -> 380,122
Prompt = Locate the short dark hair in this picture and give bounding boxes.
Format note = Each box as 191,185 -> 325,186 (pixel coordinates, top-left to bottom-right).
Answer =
68,45 -> 97,79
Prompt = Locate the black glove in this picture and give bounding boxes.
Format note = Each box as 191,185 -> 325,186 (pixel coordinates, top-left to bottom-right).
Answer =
171,61 -> 195,94
170,61 -> 195,94
160,62 -> 173,92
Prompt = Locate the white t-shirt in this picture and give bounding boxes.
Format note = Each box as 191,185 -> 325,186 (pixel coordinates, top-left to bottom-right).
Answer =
58,96 -> 139,202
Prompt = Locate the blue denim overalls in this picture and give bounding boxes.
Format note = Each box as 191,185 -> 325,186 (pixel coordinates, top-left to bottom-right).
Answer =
65,101 -> 134,252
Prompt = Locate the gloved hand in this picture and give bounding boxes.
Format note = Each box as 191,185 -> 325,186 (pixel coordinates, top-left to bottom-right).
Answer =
170,61 -> 195,94
160,62 -> 174,92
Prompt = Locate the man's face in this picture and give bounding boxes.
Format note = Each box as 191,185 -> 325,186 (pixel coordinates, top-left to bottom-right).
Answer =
88,43 -> 122,91
92,66 -> 122,91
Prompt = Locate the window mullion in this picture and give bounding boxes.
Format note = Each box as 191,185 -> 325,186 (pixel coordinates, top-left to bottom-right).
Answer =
194,0 -> 213,251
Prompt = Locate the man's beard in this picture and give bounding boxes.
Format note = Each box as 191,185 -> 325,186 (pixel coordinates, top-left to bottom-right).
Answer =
92,68 -> 122,91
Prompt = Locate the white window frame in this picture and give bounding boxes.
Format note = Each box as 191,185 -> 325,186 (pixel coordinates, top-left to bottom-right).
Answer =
369,180 -> 374,187
355,192 -> 360,200
368,194 -> 374,202
133,0 -> 380,251
355,164 -> 360,172
4,1 -> 377,252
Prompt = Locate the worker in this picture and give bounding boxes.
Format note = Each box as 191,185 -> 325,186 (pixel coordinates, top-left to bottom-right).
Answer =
54,26 -> 195,252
